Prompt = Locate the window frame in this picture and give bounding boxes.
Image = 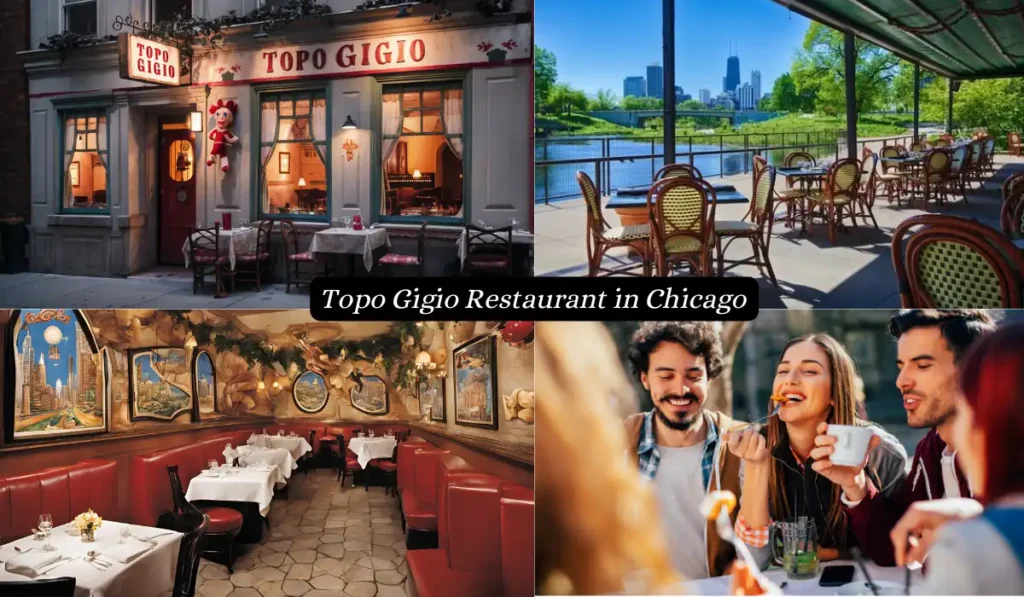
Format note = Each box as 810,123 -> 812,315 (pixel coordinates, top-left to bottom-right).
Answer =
252,84 -> 332,222
59,107 -> 111,215
62,0 -> 98,36
150,0 -> 193,24
375,76 -> 470,226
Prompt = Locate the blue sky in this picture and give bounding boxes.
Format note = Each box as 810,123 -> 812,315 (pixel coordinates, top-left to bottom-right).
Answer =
537,0 -> 812,98
18,310 -> 80,389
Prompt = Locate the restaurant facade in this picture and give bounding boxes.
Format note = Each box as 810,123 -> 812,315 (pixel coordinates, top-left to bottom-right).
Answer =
21,0 -> 533,277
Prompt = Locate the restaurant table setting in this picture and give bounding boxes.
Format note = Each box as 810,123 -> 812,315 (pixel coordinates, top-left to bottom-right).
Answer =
181,225 -> 258,271
184,461 -> 284,517
684,560 -> 923,596
308,223 -> 390,272
348,432 -> 398,469
248,432 -> 312,461
236,444 -> 296,480
0,520 -> 182,597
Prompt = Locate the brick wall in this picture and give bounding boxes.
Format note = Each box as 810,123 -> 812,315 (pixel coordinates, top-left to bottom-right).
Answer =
0,0 -> 29,219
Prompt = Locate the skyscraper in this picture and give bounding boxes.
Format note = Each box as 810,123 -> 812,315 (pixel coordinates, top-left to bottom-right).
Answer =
647,63 -> 664,100
751,70 -> 762,101
738,82 -> 756,110
699,89 -> 711,105
725,55 -> 740,93
623,76 -> 646,98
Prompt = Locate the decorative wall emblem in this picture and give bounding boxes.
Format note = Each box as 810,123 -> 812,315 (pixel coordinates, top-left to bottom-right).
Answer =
342,138 -> 359,162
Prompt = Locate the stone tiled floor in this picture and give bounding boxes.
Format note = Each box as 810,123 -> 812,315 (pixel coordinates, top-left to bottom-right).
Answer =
196,469 -> 409,597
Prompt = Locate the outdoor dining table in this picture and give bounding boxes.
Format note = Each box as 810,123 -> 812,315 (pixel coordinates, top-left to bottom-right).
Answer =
248,433 -> 312,461
348,436 -> 398,469
181,226 -> 258,271
607,183 -> 751,227
0,521 -> 182,597
683,559 -> 922,595
236,445 -> 297,481
308,226 -> 390,274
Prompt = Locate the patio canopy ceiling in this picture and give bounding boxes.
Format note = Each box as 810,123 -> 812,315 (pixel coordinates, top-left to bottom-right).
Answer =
774,0 -> 1024,79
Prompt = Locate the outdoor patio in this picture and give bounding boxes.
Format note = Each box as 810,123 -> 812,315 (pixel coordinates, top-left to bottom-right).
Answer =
535,152 -> 1024,309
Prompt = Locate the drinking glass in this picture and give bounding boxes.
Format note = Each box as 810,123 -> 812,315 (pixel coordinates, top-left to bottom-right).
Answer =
208,459 -> 218,470
770,517 -> 819,579
119,525 -> 133,544
39,514 -> 55,551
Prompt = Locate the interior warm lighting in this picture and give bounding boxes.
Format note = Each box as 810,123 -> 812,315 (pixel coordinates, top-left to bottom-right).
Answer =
272,381 -> 280,389
297,177 -> 307,188
184,333 -> 198,348
415,351 -> 433,369
258,380 -> 266,390
189,111 -> 203,133
412,169 -> 422,179
342,115 -> 357,130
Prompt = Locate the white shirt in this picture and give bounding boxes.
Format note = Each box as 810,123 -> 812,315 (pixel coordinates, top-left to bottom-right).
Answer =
652,442 -> 709,580
940,446 -> 963,498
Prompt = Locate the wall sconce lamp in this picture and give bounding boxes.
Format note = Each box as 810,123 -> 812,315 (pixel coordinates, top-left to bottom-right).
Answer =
257,380 -> 266,390
412,169 -> 422,179
189,110 -> 204,133
184,333 -> 198,348
342,115 -> 357,130
414,350 -> 433,370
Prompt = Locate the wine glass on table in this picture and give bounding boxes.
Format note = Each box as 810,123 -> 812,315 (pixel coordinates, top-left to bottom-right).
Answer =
39,514 -> 54,551
119,525 -> 133,545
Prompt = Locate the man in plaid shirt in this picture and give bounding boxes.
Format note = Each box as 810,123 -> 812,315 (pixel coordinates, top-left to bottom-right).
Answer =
624,322 -> 748,579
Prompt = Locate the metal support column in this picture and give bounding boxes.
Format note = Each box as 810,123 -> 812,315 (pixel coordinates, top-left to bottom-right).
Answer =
913,64 -> 921,142
843,32 -> 857,159
947,78 -> 955,134
662,0 -> 676,164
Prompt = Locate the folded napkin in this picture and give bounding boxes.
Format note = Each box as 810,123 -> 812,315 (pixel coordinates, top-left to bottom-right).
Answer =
105,538 -> 152,564
5,550 -> 62,578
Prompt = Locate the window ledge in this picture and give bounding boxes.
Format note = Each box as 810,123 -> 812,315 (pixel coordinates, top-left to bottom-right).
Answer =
48,214 -> 112,228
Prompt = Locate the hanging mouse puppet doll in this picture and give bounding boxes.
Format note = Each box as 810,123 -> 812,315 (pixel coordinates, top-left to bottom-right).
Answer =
207,99 -> 239,172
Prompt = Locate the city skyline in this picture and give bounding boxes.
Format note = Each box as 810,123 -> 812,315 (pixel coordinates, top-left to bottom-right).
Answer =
621,56 -> 766,109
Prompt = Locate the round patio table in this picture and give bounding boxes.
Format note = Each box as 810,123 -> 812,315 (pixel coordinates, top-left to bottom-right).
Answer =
606,183 -> 750,227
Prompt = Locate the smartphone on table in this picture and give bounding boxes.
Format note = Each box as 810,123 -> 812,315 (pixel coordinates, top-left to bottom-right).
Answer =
819,564 -> 856,587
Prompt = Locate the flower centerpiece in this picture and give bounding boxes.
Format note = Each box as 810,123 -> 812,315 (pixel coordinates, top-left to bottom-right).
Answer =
74,509 -> 103,542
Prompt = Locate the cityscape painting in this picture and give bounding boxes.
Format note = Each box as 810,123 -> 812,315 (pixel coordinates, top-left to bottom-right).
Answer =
11,309 -> 107,440
194,350 -> 217,415
419,376 -> 446,422
129,348 -> 193,421
351,375 -> 388,415
452,335 -> 498,429
293,370 -> 328,414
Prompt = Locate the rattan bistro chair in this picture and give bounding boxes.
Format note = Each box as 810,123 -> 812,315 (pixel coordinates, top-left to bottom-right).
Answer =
945,145 -> 970,205
804,158 -> 861,244
878,145 -> 904,205
857,152 -> 881,229
576,170 -> 651,277
648,177 -> 715,277
774,151 -> 816,228
892,214 -> 1024,308
655,163 -> 703,180
1002,191 -> 1023,238
906,149 -> 951,208
1002,171 -> 1024,205
1010,198 -> 1024,240
932,138 -> 950,149
1009,132 -> 1023,157
713,165 -> 779,286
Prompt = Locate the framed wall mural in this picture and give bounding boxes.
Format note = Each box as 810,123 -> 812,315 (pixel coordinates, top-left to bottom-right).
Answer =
419,376 -> 446,422
193,350 -> 217,416
129,348 -> 193,421
452,335 -> 498,429
7,309 -> 108,441
293,370 -> 329,414
351,375 -> 388,415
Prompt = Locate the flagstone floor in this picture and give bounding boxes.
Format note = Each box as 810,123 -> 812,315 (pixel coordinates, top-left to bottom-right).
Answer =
196,469 -> 408,597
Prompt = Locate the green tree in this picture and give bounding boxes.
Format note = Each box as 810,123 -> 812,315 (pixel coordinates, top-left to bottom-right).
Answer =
954,78 -> 1024,148
534,46 -> 557,113
792,22 -> 899,115
890,61 -> 948,122
546,83 -> 589,116
620,95 -> 664,110
678,99 -> 720,127
767,72 -> 814,112
588,88 -> 619,111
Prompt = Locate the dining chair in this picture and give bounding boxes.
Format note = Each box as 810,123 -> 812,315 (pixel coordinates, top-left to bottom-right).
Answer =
300,429 -> 317,475
713,165 -> 778,286
945,145 -> 970,205
856,152 -> 880,229
1009,132 -> 1022,157
186,223 -> 232,296
576,171 -> 651,276
462,224 -> 513,276
378,221 -> 426,276
648,177 -> 715,277
774,151 -> 816,228
906,149 -> 951,208
235,219 -> 274,291
909,141 -> 926,153
932,138 -> 950,149
655,163 -> 703,180
1001,172 -> 1024,205
877,145 -> 904,205
171,512 -> 208,597
982,137 -> 996,174
165,466 -> 242,574
0,578 -> 76,596
369,448 -> 398,497
279,220 -> 325,293
804,158 -> 861,244
1002,192 -> 1023,238
1010,198 -> 1024,240
892,214 -> 1024,308
337,435 -> 360,488
969,140 -> 987,183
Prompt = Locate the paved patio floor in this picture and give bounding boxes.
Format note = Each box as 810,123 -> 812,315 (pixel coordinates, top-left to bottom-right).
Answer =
536,153 -> 1023,309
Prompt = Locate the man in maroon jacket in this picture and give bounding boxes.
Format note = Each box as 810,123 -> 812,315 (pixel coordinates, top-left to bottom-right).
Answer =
809,309 -> 995,566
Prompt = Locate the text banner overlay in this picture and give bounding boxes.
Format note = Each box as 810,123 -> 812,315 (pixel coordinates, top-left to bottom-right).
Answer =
311,277 -> 758,321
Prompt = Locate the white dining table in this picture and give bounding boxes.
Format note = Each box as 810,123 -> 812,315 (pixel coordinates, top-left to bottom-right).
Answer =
308,227 -> 390,272
184,466 -> 283,517
181,226 -> 258,271
457,228 -> 534,267
348,436 -> 398,469
684,560 -> 922,595
248,433 -> 313,461
236,445 -> 296,480
0,521 -> 182,597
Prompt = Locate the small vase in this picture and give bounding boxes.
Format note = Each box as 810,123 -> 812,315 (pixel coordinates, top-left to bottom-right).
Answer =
81,528 -> 95,543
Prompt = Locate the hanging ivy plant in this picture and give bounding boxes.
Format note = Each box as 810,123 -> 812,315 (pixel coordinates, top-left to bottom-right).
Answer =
39,32 -> 116,52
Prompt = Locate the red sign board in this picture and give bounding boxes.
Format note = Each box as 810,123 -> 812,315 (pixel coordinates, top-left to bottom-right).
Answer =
118,33 -> 181,86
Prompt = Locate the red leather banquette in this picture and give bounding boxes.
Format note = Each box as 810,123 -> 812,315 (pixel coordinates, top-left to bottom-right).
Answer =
0,459 -> 118,540
500,485 -> 535,597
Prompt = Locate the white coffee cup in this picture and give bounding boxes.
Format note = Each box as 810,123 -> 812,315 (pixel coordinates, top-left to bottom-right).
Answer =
827,425 -> 875,466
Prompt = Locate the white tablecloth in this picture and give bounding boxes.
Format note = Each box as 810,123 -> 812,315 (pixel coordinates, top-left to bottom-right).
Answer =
457,229 -> 534,266
309,227 -> 390,271
185,467 -> 283,517
237,445 -> 296,480
181,227 -> 258,271
684,560 -> 922,595
348,436 -> 397,469
248,434 -> 312,461
0,521 -> 182,597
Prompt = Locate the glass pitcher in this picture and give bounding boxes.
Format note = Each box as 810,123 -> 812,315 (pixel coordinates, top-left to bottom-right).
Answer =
770,517 -> 819,579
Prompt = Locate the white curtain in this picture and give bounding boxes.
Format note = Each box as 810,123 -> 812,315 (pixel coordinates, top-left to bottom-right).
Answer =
381,95 -> 402,190
96,116 -> 107,168
312,99 -> 327,164
260,102 -> 278,209
63,117 -> 76,208
443,89 -> 464,159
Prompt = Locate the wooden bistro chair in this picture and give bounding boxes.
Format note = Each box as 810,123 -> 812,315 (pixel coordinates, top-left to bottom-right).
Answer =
171,509 -> 208,597
165,465 -> 242,573
463,224 -> 513,276
981,136 -> 996,175
910,140 -> 926,153
369,448 -> 399,497
906,149 -> 951,208
1002,191 -> 1023,238
877,145 -> 905,205
932,137 -> 950,149
1002,171 -> 1024,205
1009,197 -> 1024,240
1009,132 -> 1023,157
378,221 -> 426,276
235,219 -> 274,291
186,223 -> 233,296
857,152 -> 881,229
576,170 -> 651,277
0,578 -> 77,597
648,177 -> 715,277
337,435 -> 361,488
655,163 -> 703,180
280,220 -> 327,293
804,158 -> 861,244
944,145 -> 970,205
969,139 -> 987,183
713,165 -> 779,286
892,214 -> 1024,308
774,151 -> 816,228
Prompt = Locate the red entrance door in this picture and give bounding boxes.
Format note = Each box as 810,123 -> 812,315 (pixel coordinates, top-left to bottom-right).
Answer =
159,128 -> 197,265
